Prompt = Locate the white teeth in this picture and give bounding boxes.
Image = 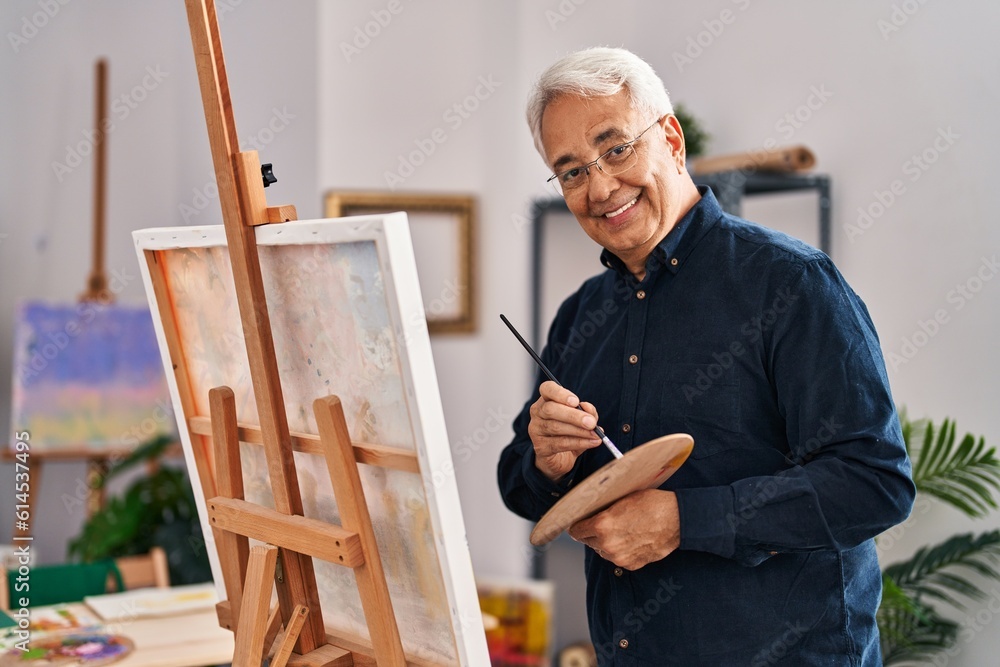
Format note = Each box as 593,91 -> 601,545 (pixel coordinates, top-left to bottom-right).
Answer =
605,197 -> 637,218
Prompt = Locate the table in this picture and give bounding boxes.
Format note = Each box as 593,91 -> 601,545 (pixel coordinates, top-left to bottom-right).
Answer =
5,603 -> 234,667
107,606 -> 234,667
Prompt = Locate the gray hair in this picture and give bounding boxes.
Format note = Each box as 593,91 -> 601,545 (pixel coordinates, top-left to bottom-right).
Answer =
526,47 -> 673,161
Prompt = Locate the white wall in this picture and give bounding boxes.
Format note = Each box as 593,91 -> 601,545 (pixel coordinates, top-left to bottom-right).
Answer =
2,1 -> 998,662
0,0 -> 318,567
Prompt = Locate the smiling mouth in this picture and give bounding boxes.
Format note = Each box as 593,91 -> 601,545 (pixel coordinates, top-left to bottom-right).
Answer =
604,196 -> 638,220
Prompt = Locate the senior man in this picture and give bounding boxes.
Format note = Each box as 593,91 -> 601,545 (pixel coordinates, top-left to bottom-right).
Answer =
497,47 -> 914,665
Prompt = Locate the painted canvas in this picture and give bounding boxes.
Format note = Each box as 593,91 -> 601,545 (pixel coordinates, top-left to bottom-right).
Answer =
133,214 -> 488,665
10,302 -> 176,451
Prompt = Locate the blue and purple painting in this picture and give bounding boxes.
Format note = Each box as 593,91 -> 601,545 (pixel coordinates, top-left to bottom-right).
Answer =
10,301 -> 176,451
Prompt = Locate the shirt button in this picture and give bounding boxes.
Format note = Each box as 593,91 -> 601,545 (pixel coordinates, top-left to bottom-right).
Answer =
619,639 -> 629,649
670,258 -> 679,266
628,354 -> 638,364
613,567 -> 623,577
622,424 -> 631,433
636,290 -> 646,300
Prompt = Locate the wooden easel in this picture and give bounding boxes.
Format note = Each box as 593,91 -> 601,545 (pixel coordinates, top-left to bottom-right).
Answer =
7,59 -> 176,541
182,1 -> 406,664
73,57 -> 116,519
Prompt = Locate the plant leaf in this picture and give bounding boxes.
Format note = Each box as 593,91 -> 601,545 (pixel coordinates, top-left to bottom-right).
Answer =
883,531 -> 1000,614
903,415 -> 1000,518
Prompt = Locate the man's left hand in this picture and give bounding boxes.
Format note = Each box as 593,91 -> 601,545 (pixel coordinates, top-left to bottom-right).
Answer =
568,489 -> 680,570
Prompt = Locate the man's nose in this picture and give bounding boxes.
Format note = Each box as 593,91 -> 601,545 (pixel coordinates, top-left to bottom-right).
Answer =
587,163 -> 620,202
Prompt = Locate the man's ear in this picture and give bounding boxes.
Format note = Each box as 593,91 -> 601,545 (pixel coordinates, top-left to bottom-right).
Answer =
663,114 -> 687,169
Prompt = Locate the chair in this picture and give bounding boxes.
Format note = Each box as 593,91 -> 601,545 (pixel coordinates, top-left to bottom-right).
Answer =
0,546 -> 169,610
115,546 -> 170,590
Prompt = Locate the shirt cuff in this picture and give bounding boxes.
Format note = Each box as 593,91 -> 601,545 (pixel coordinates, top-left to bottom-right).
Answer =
521,448 -> 577,502
676,485 -> 737,559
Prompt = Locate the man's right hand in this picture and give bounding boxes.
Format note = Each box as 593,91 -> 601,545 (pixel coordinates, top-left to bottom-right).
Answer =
528,380 -> 603,483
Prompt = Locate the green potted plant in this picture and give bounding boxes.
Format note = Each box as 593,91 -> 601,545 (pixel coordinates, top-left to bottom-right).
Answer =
68,435 -> 212,586
674,103 -> 710,159
879,415 -> 1000,664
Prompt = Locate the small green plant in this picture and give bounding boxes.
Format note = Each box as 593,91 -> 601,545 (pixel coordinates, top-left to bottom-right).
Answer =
879,415 -> 1000,664
674,103 -> 710,159
68,435 -> 212,586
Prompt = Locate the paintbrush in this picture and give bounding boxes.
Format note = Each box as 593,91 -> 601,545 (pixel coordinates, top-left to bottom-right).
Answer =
500,314 -> 624,460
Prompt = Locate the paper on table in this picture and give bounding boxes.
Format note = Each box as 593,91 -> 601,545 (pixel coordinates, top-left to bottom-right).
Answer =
0,605 -> 103,650
84,583 -> 218,621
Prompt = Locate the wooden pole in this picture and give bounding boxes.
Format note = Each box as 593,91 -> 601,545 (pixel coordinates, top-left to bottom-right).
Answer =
183,0 -> 324,650
81,58 -> 112,303
314,396 -> 406,666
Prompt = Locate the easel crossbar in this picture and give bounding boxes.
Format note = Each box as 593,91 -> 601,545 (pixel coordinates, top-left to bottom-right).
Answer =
208,497 -> 365,568
188,416 -> 420,474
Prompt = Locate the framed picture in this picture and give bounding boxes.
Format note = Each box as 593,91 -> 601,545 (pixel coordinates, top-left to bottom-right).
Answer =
325,192 -> 476,334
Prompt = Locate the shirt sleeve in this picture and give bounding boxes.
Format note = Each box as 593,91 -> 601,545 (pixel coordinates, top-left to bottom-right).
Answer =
674,257 -> 916,566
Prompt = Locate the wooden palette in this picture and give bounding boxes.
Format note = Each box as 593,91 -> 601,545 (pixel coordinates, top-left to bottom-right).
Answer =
530,433 -> 694,546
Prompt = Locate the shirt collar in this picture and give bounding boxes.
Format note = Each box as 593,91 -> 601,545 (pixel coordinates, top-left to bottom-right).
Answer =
599,185 -> 722,279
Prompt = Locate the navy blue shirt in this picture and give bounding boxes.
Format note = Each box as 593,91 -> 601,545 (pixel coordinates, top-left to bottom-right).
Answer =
498,188 -> 915,665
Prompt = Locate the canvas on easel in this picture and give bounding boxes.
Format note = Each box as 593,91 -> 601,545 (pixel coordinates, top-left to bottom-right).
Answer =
10,301 -> 175,451
133,213 -> 489,664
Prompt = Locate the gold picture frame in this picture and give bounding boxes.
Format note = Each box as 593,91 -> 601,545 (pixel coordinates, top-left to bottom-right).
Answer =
325,191 -> 476,334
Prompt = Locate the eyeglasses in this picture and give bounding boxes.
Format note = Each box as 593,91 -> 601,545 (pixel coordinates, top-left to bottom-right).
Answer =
546,117 -> 662,197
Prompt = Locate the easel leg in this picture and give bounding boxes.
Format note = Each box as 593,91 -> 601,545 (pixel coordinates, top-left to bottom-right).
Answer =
85,458 -> 106,517
233,544 -> 277,667
270,605 -> 309,667
12,462 -> 40,542
314,396 -> 406,667
262,604 -> 282,658
209,386 -> 250,630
